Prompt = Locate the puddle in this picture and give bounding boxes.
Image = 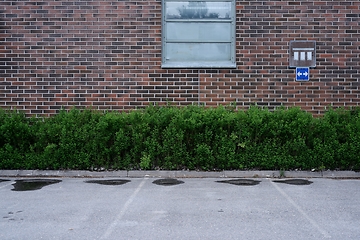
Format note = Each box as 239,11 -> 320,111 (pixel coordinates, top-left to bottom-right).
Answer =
84,179 -> 130,185
11,179 -> 62,191
273,179 -> 313,185
216,179 -> 261,186
152,178 -> 184,186
0,179 -> 11,183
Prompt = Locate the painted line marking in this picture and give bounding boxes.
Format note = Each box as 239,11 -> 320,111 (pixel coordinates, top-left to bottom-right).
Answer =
269,179 -> 331,238
100,178 -> 147,240
0,181 -> 14,189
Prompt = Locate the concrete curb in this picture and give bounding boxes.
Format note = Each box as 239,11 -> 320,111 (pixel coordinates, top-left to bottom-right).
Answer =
0,170 -> 359,179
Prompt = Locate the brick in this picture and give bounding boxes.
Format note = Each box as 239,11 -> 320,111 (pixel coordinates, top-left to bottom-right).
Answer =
0,0 -> 359,116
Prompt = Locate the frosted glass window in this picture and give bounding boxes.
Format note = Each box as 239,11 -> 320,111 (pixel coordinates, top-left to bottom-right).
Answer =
166,22 -> 231,42
162,0 -> 236,68
167,43 -> 231,61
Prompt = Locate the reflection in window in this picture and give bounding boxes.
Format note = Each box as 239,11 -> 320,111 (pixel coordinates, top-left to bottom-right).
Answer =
162,0 -> 235,68
166,1 -> 231,19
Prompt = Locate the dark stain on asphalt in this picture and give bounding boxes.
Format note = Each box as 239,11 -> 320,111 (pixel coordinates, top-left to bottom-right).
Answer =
11,179 -> 62,191
3,211 -> 24,221
153,178 -> 184,186
216,179 -> 261,186
273,179 -> 313,185
85,179 -> 131,185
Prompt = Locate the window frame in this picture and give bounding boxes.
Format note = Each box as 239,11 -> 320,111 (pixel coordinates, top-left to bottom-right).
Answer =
161,0 -> 236,69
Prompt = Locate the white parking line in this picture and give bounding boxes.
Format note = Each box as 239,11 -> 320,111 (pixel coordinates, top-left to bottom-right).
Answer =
100,178 -> 148,240
270,179 -> 331,239
0,181 -> 13,189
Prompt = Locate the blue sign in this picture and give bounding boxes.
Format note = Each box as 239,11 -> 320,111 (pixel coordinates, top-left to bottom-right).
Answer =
296,67 -> 309,81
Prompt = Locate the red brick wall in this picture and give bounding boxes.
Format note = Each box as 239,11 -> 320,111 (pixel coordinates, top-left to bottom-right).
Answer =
1,0 -> 359,116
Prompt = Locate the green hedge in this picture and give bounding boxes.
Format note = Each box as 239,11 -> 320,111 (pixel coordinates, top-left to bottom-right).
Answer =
1,105 -> 359,171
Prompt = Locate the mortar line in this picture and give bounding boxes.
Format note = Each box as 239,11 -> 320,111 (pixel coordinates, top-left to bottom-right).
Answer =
100,178 -> 148,240
269,179 -> 331,239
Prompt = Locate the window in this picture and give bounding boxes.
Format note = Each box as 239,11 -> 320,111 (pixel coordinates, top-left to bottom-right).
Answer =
162,0 -> 236,68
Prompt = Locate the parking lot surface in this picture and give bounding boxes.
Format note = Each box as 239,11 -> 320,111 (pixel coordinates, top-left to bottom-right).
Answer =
0,177 -> 359,240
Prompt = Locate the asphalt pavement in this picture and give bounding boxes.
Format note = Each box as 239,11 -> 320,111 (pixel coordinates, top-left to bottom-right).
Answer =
0,175 -> 359,240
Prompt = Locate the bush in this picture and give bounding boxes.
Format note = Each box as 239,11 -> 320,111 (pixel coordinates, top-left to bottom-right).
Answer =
0,106 -> 359,171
